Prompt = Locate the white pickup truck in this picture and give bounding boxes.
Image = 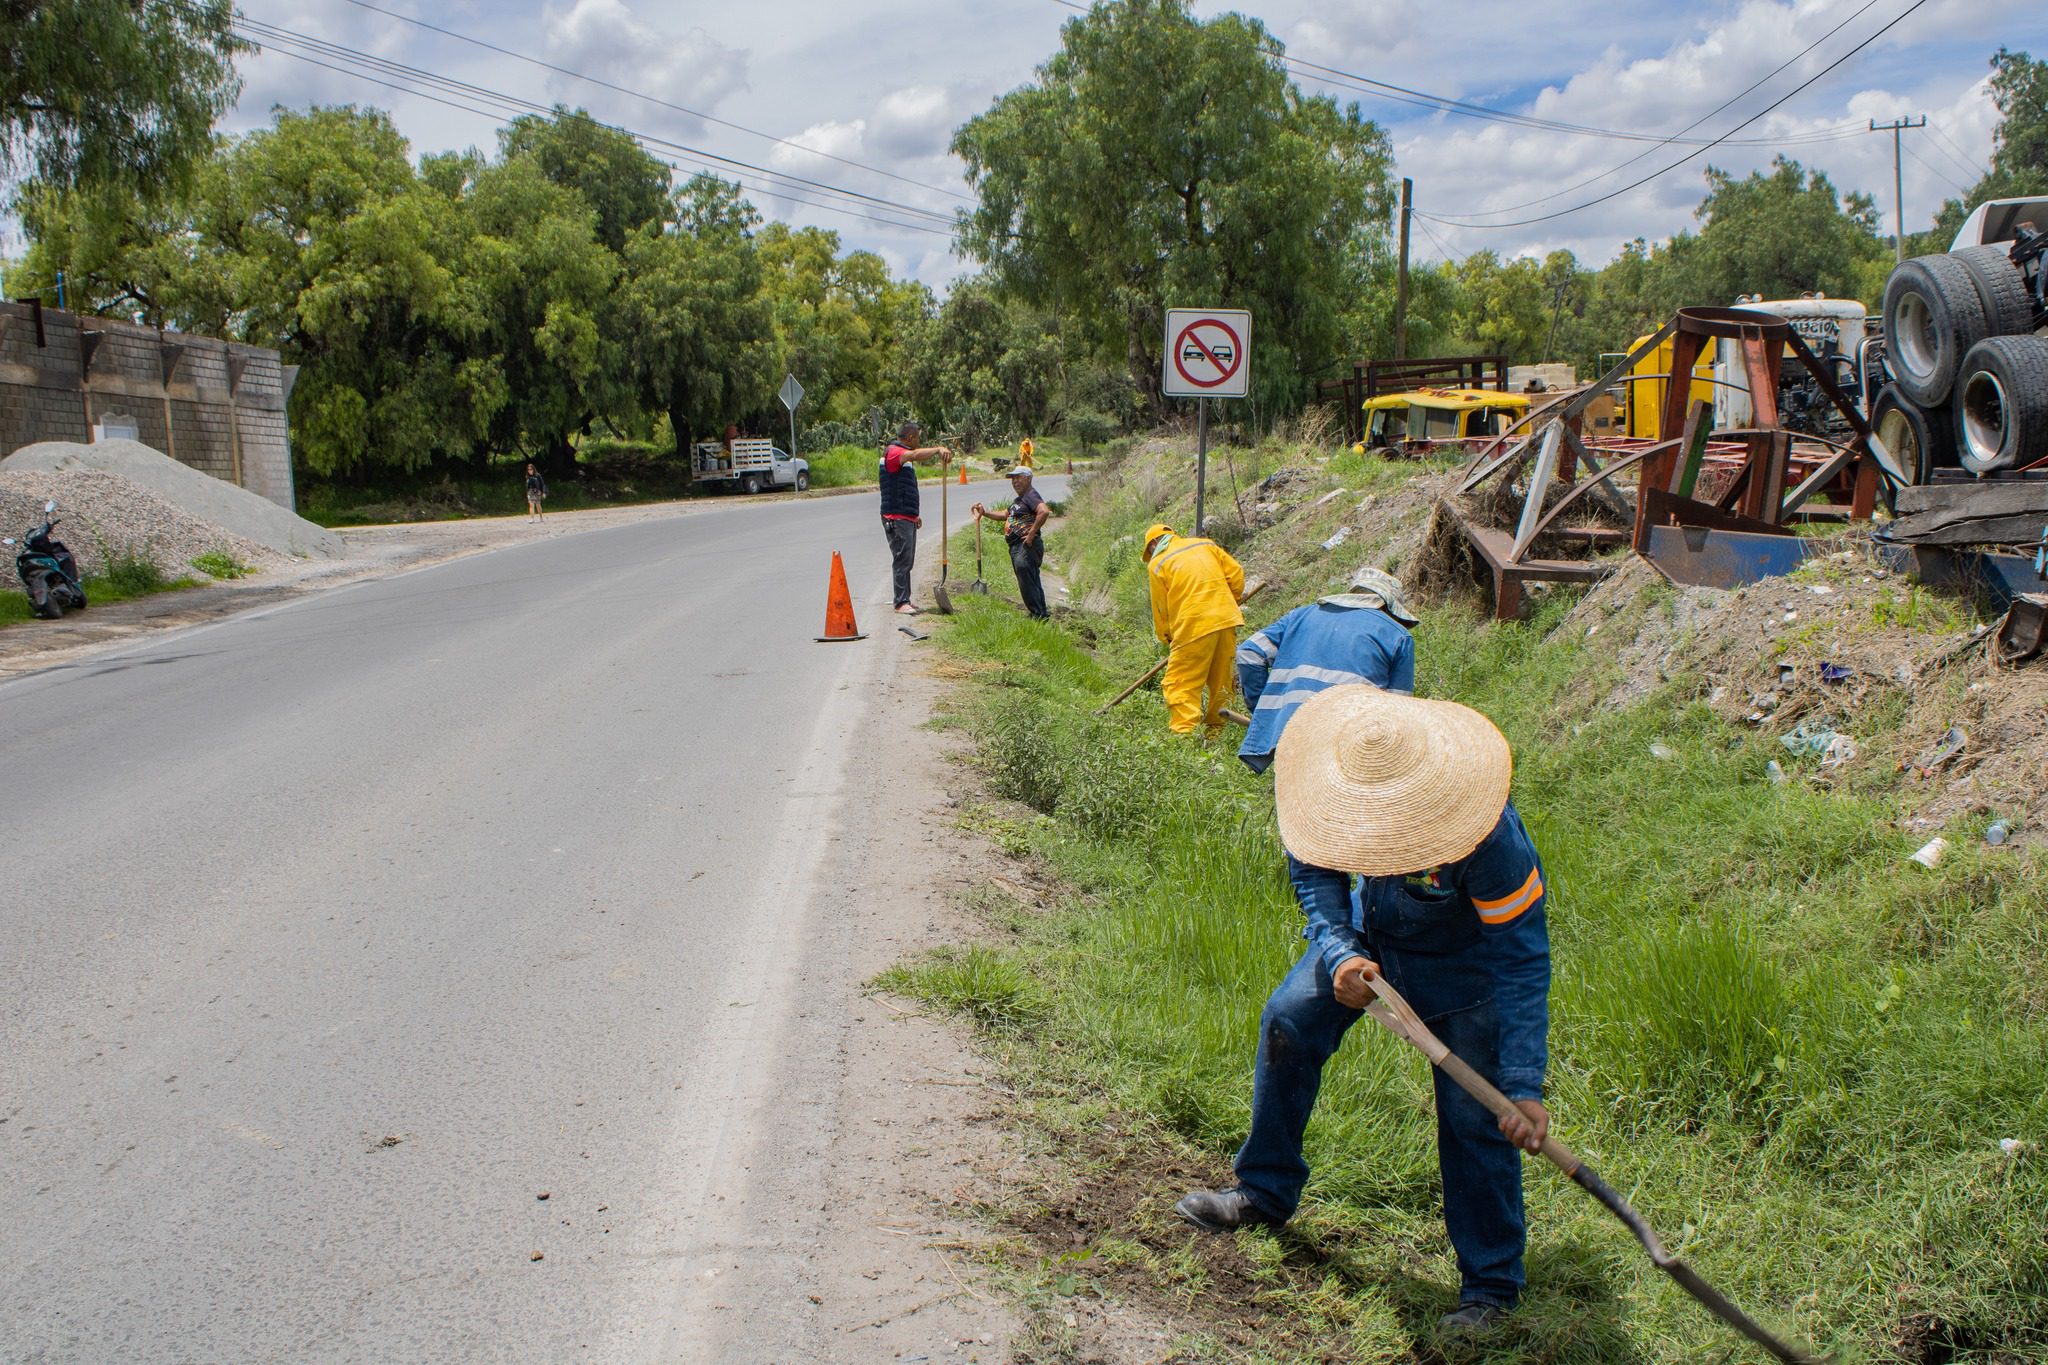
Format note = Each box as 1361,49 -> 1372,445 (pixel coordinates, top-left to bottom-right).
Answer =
1874,196 -> 2048,478
690,438 -> 810,494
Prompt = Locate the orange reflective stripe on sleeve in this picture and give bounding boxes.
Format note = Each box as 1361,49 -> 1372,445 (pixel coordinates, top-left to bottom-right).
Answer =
1473,866 -> 1543,924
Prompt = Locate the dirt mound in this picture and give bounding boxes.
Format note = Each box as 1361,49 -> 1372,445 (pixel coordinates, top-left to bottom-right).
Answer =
1564,539 -> 2048,837
1,440 -> 341,558
0,469 -> 287,579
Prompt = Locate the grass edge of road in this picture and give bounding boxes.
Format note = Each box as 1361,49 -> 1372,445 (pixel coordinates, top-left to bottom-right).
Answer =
876,445 -> 2048,1365
0,548 -> 205,628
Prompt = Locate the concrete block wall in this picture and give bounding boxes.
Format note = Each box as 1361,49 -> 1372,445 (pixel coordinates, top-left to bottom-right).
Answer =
0,303 -> 299,510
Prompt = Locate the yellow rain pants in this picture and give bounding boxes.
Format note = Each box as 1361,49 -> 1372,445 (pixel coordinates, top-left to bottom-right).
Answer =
1163,625 -> 1238,734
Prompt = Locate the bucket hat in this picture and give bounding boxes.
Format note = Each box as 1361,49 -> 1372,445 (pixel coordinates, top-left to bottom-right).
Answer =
1275,685 -> 1510,874
1329,566 -> 1419,625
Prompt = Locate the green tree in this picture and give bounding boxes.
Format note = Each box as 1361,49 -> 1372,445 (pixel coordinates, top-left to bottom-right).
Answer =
615,175 -> 781,462
2,0 -> 246,197
1923,48 -> 2048,249
1674,157 -> 1887,305
498,107 -> 671,254
952,0 -> 1392,415
757,223 -> 927,424
185,108 -> 490,477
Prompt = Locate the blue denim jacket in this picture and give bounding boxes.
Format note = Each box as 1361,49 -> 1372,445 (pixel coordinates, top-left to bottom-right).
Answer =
1285,801 -> 1551,1099
1236,601 -> 1415,773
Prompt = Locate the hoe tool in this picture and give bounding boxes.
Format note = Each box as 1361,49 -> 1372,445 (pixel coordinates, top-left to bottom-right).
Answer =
933,455 -> 954,614
1097,577 -> 1267,715
1361,974 -> 1826,1365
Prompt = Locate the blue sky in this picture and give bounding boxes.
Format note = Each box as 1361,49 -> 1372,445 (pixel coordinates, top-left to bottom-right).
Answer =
18,1 -> 2043,286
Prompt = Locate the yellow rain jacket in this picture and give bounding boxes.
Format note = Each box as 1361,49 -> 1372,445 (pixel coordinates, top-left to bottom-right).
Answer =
1146,529 -> 1245,645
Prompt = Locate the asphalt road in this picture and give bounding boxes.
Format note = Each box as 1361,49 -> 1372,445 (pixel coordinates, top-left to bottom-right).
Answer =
0,476 -> 1059,1363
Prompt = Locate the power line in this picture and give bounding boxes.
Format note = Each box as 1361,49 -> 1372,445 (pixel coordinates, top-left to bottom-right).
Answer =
1414,0 -> 1933,230
239,33 -> 966,240
234,17 -> 967,237
327,0 -> 975,204
1904,141 -> 1972,197
1046,0 -> 1866,149
1411,213 -> 1460,265
1421,0 -> 1885,221
1924,121 -> 1987,180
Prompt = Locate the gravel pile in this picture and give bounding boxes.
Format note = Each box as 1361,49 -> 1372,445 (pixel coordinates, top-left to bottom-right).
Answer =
0,469 -> 287,581
0,439 -> 342,559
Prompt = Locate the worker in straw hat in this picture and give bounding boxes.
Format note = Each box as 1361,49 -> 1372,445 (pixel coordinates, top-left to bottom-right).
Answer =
1176,685 -> 1552,1340
1141,522 -> 1246,735
1234,565 -> 1418,775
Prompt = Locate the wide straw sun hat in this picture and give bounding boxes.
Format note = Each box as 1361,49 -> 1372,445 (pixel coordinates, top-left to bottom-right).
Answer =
1274,685 -> 1512,875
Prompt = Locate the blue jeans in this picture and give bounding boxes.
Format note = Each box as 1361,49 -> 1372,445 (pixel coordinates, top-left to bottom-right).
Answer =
1232,946 -> 1527,1308
1009,536 -> 1048,618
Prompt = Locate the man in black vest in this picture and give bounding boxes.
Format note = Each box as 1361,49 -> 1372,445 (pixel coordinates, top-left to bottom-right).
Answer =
880,420 -> 952,614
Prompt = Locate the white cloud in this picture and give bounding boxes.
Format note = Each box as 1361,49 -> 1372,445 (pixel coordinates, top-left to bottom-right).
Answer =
540,0 -> 750,136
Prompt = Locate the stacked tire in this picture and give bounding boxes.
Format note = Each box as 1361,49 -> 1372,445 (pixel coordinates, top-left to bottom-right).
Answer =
1880,244 -> 2047,477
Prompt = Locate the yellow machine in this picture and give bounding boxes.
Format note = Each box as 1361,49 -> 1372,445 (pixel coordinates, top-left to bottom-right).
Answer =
1624,334 -> 1716,440
1355,388 -> 1532,451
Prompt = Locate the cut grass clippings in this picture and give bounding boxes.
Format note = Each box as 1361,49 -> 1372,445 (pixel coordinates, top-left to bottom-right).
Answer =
893,438 -> 2048,1365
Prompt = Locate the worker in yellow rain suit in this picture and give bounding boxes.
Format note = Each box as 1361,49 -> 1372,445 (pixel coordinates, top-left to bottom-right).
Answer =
1143,522 -> 1246,735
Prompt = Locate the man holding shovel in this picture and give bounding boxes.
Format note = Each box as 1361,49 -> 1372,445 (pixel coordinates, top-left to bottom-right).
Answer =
969,466 -> 1051,619
879,421 -> 952,615
1176,685 -> 1550,1340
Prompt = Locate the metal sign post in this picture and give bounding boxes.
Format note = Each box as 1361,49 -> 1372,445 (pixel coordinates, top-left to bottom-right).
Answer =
1161,309 -> 1251,537
777,373 -> 805,458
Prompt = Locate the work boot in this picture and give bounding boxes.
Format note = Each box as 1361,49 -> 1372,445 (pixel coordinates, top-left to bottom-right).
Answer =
1174,1187 -> 1282,1233
1436,1302 -> 1507,1337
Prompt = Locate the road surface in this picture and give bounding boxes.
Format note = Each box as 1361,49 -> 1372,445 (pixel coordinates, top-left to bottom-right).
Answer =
0,476 -> 1059,1362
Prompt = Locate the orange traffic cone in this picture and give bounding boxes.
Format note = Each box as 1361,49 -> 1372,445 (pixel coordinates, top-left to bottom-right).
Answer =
815,551 -> 866,642
958,461 -> 968,485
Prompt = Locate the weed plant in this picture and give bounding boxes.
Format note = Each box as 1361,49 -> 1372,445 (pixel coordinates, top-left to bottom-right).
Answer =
894,439 -> 2048,1364
190,550 -> 252,580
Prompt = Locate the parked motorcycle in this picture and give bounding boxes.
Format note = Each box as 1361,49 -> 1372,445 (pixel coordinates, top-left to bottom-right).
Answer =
5,500 -> 87,619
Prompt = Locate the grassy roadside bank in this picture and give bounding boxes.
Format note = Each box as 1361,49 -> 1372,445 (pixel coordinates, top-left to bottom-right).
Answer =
0,548 -> 218,627
888,438 -> 2048,1364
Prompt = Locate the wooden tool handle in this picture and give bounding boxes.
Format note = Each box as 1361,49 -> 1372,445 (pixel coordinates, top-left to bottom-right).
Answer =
1097,656 -> 1169,713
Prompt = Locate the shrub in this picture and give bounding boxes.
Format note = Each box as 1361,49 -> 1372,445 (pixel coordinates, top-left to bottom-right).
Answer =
103,549 -> 168,595
190,550 -> 251,580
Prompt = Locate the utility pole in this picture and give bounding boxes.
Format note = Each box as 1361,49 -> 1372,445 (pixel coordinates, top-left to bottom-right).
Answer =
1870,116 -> 1926,263
1393,177 -> 1412,360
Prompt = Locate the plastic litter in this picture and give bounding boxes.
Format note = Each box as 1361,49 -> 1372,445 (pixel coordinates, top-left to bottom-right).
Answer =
1820,663 -> 1852,684
1766,760 -> 1788,785
1649,742 -> 1675,761
1986,820 -> 2011,847
1319,526 -> 1352,551
2002,1138 -> 2025,1155
1908,837 -> 1948,868
1906,725 -> 1967,779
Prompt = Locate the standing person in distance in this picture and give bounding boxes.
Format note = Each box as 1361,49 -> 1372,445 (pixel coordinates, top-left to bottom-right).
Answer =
879,420 -> 952,615
524,463 -> 547,522
1142,522 -> 1246,736
1017,434 -> 1036,470
970,466 -> 1051,619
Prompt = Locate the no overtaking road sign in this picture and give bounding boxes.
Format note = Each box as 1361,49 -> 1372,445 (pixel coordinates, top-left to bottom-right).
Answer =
1162,308 -> 1251,399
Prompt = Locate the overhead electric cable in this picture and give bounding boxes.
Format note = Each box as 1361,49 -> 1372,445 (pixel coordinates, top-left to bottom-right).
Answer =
1904,142 -> 1972,197
1045,0 -> 1866,149
238,34 -> 966,240
234,17 -> 963,232
1412,0 -> 1934,230
327,0 -> 975,203
1421,0 -> 1885,221
1924,121 -> 1988,179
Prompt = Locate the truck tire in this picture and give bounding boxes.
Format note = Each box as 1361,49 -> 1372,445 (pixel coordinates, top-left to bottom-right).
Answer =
1951,244 -> 2038,338
742,474 -> 762,495
1884,253 -> 1991,406
795,470 -> 810,492
1871,384 -> 1953,483
1954,335 -> 2048,475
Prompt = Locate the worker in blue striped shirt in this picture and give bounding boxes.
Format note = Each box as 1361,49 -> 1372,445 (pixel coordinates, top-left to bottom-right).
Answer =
1236,566 -> 1417,774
